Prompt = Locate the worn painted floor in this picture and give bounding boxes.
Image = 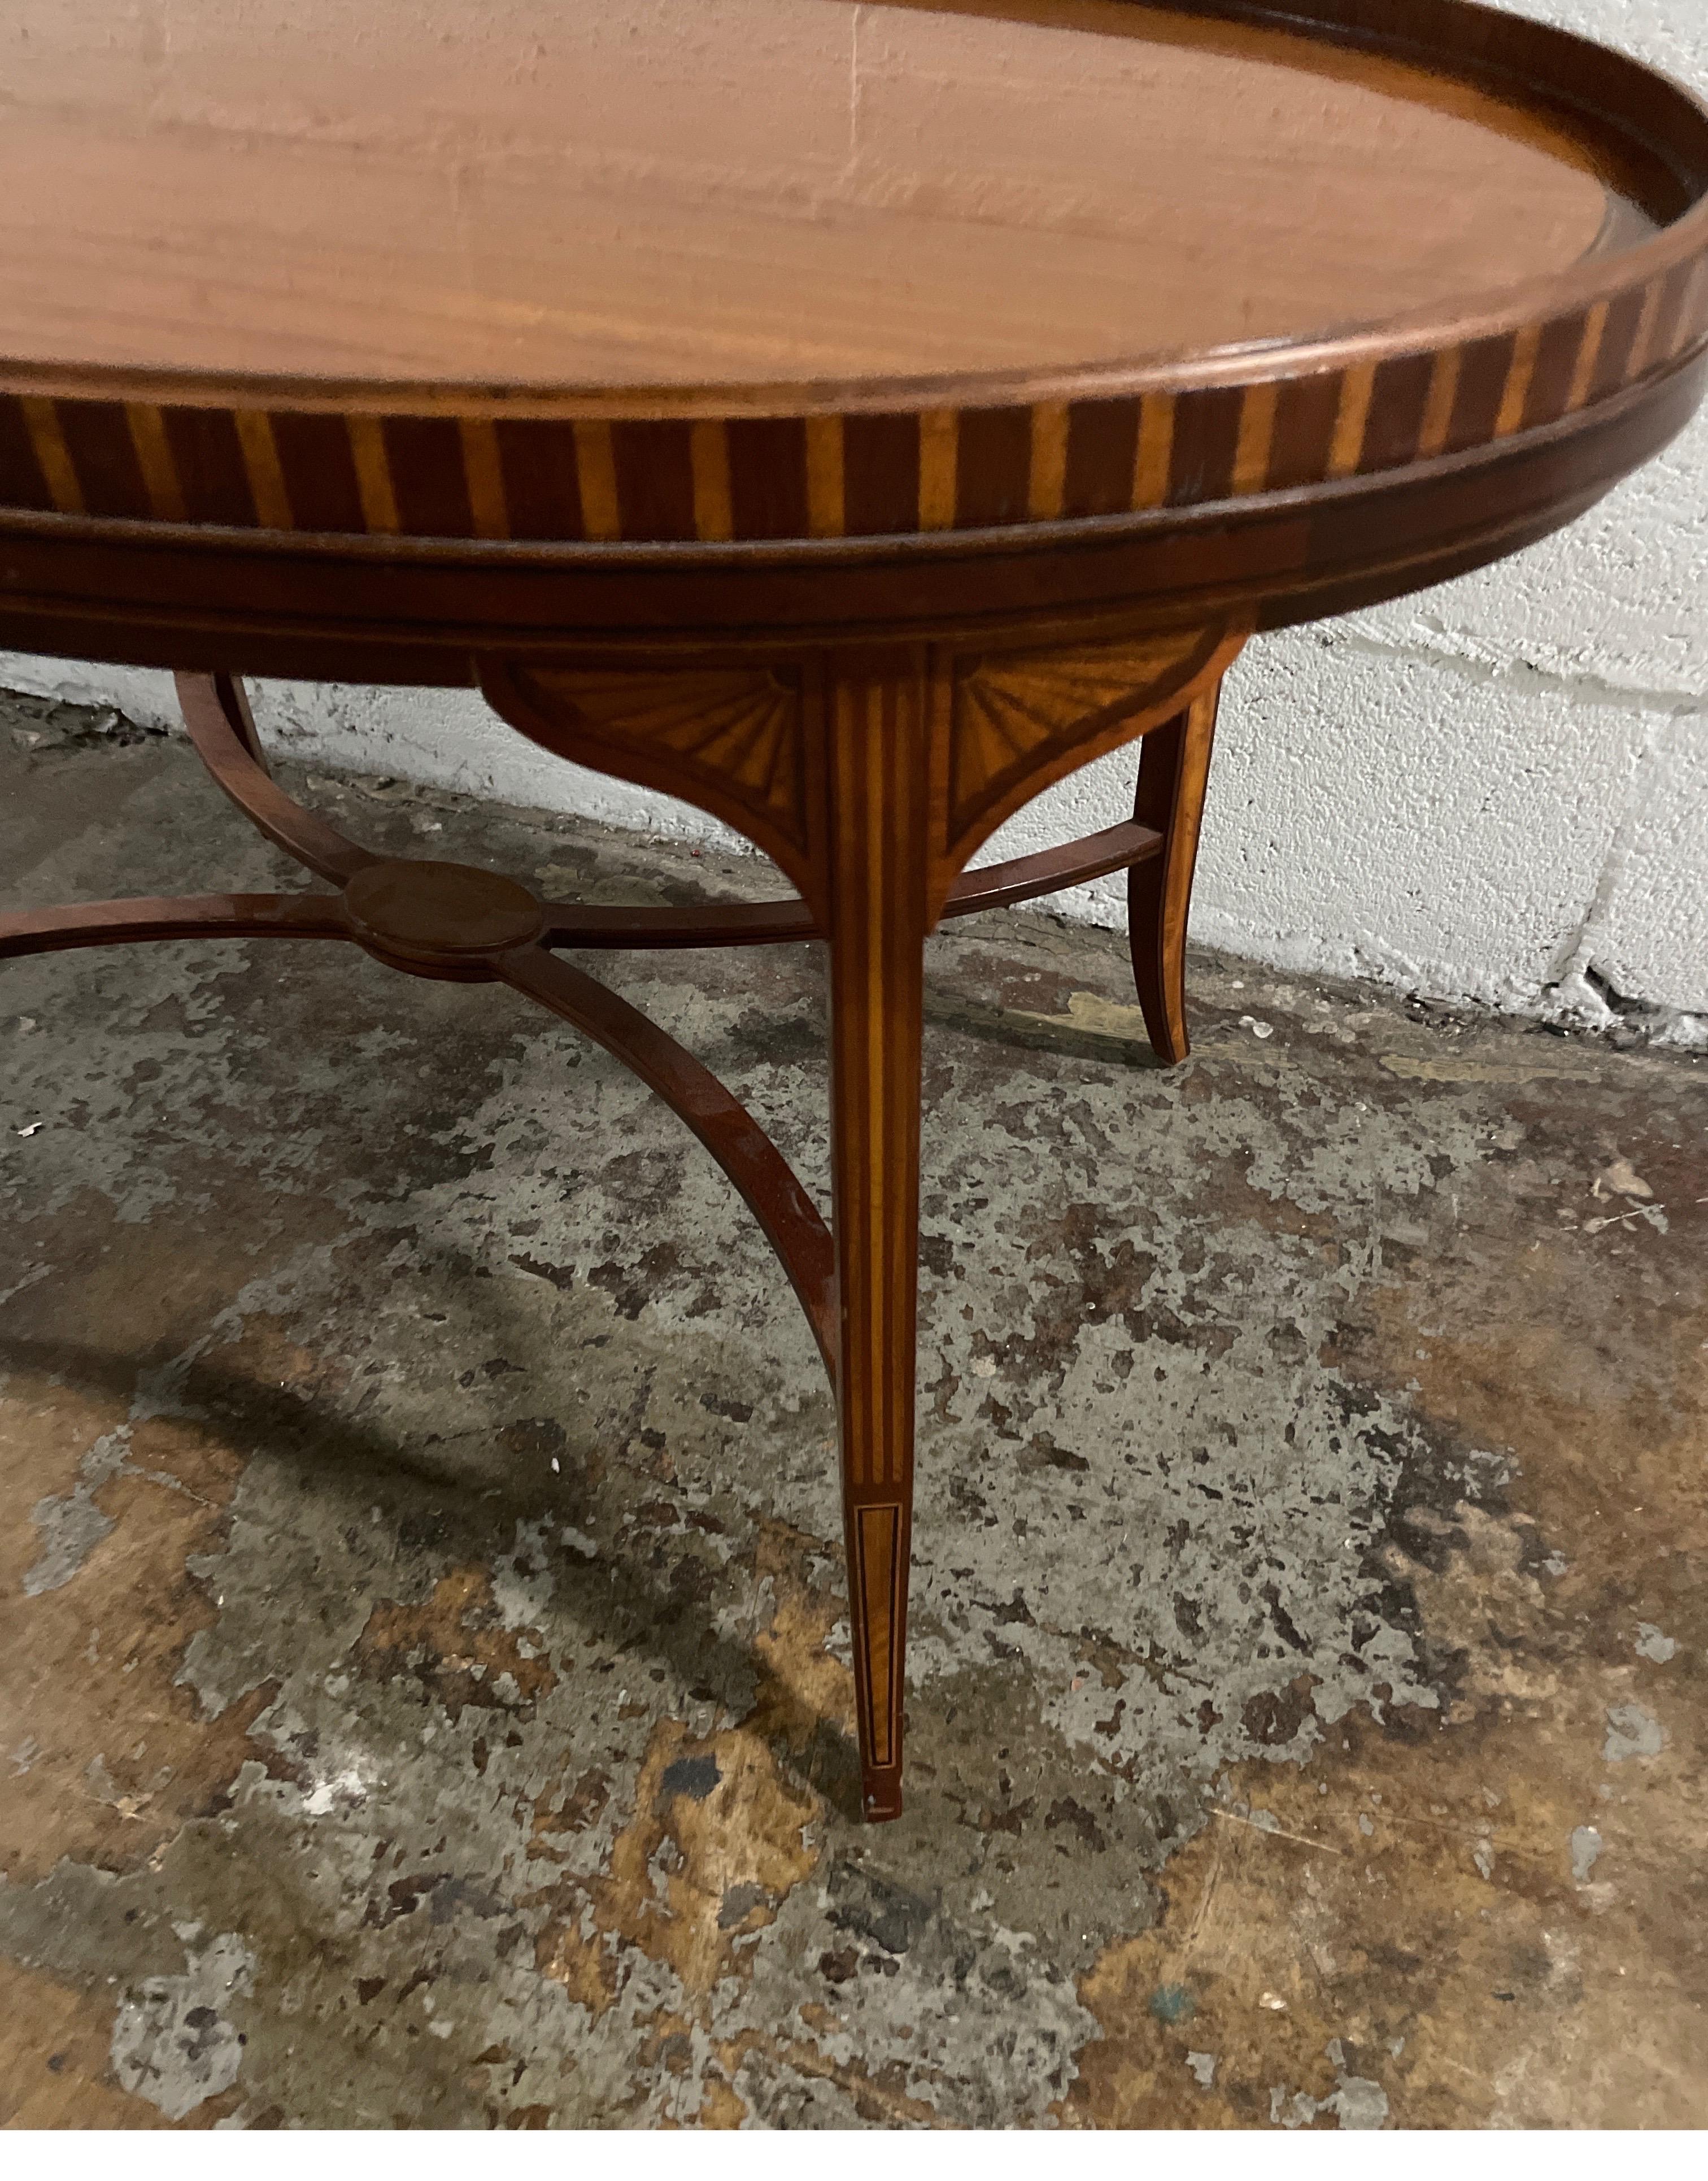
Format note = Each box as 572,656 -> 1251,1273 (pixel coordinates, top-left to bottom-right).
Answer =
1,693 -> 1703,2129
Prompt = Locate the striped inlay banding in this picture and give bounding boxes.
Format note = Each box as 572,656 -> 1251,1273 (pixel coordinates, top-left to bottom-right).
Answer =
21,398 -> 84,515
1028,399 -> 1069,521
1132,393 -> 1177,510
126,404 -> 186,522
690,419 -> 734,543
346,413 -> 400,534
458,417 -> 509,541
1328,364 -> 1377,479
234,411 -> 293,529
918,408 -> 958,532
805,414 -> 845,538
573,421 -> 621,542
3,251 -> 1704,545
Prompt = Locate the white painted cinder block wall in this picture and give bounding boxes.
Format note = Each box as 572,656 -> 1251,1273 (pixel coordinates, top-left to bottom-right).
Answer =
5,0 -> 1705,1042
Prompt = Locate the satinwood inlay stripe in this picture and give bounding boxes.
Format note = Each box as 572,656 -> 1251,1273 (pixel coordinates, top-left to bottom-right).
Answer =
1649,259 -> 1696,370
126,404 -> 186,523
1132,393 -> 1176,510
458,417 -> 509,540
1626,275 -> 1668,385
6,247 -> 1707,543
19,400 -> 81,515
918,408 -> 958,531
1592,287 -> 1650,407
1495,325 -> 1543,438
0,397 -> 55,512
864,685 -> 892,1485
1417,346 -> 1464,460
1028,400 -> 1069,521
1566,298 -> 1611,412
1671,256 -> 1708,358
1328,363 -> 1376,479
804,415 -> 844,538
347,413 -> 400,534
1232,381 -> 1280,495
233,410 -> 292,530
858,1505 -> 900,1764
573,420 -> 621,542
690,419 -> 734,542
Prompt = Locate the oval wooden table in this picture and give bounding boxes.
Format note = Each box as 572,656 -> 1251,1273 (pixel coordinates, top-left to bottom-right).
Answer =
3,0 -> 1707,1822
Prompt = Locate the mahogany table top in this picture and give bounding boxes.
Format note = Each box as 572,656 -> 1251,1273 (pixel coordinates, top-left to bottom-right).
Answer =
0,0 -> 1665,391
0,1 -> 1706,642
6,2 -> 1708,1827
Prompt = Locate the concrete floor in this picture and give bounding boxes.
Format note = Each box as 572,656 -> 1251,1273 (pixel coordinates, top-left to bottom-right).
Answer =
1,693 -> 1704,2130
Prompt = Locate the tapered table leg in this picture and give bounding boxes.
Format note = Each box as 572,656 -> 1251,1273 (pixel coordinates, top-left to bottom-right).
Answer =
60,656 -> 1235,1825
824,650 -> 933,1822
1130,682 -> 1224,1064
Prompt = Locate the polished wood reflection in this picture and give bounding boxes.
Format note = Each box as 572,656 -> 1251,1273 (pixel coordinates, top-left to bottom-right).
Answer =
3,3 -> 1706,557
3,0 -> 1707,1826
0,0 -> 1655,389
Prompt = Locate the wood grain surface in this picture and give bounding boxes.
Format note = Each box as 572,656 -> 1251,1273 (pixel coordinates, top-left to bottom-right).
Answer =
0,0 -> 1646,386
7,1 -> 1708,1823
2,1 -> 1706,554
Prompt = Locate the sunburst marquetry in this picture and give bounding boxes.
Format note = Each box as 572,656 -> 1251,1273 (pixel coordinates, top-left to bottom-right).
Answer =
947,626 -> 1235,864
482,663 -> 814,895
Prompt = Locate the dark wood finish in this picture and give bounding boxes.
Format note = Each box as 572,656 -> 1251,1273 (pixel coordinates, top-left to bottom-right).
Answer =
0,652 -> 1197,1819
5,1 -> 1707,1820
207,668 -> 268,769
0,0 -> 1667,391
6,683 -> 842,1366
3,3 -> 1707,555
1130,686 -> 1223,1063
177,669 -> 377,885
0,891 -> 353,959
532,815 -> 1169,948
498,948 -> 838,1375
947,819 -> 1164,918
538,898 -> 819,951
822,650 -> 934,1819
0,352 -> 1700,698
346,862 -> 546,979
